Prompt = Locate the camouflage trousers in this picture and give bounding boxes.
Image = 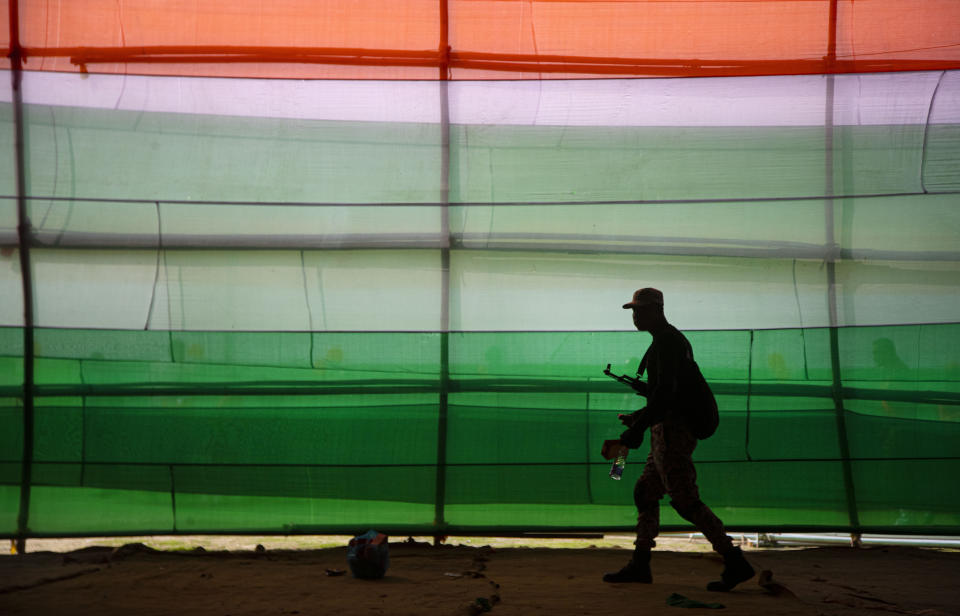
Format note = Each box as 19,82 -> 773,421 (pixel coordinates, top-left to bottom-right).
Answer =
632,421 -> 734,555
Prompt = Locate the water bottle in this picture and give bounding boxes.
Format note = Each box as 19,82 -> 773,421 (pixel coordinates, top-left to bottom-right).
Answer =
609,446 -> 628,480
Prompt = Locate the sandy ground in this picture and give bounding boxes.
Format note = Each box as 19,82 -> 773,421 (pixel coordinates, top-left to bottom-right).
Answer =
2,536 -> 959,616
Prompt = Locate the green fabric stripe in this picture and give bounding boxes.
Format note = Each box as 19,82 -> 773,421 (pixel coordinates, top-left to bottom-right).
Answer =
2,324 -> 958,535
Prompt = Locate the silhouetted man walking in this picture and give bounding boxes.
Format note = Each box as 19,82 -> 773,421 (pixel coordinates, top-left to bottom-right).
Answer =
601,288 -> 754,592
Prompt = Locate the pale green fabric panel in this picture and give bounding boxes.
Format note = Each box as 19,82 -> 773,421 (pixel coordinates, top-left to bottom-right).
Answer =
451,124 -> 927,203
30,249 -> 158,330
19,104 -> 445,204
834,261 -> 960,327
0,253 -> 23,327
149,250 -> 313,331
842,193 -> 960,257
20,202 -> 157,330
17,248 -> 960,332
300,251 -> 444,332
923,71 -> 960,193
149,249 -> 443,332
450,251 -> 830,331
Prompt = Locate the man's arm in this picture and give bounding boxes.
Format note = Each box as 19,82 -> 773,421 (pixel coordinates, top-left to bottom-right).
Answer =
617,335 -> 687,447
619,408 -> 650,448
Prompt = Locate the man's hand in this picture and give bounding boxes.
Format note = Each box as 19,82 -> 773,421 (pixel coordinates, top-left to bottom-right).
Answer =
618,407 -> 647,428
601,439 -> 625,460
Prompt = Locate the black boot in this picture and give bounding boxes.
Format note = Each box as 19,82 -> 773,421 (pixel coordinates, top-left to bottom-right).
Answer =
603,548 -> 652,583
706,546 -> 754,592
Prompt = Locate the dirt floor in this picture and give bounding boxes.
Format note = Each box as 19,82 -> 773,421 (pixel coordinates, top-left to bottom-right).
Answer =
2,535 -> 959,616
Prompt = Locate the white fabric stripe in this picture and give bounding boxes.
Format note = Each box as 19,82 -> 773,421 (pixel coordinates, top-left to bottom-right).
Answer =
4,70 -> 956,127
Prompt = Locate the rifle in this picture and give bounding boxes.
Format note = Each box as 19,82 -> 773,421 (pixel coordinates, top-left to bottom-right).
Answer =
603,363 -> 649,397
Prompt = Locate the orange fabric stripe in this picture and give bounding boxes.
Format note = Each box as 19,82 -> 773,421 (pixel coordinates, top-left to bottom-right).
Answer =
4,0 -> 959,79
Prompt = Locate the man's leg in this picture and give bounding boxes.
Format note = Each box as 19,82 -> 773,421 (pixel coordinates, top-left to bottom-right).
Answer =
603,437 -> 665,583
670,491 -> 753,591
632,468 -> 663,553
658,423 -> 754,591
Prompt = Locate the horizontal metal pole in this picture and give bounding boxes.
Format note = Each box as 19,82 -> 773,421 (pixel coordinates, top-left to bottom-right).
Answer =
2,229 -> 958,261
5,527 -> 960,541
0,379 -> 956,406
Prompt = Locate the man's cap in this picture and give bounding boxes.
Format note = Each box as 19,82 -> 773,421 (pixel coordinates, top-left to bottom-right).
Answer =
622,287 -> 664,309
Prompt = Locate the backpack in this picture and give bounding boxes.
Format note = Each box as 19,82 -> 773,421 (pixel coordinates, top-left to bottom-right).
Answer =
679,357 -> 719,439
347,530 -> 390,579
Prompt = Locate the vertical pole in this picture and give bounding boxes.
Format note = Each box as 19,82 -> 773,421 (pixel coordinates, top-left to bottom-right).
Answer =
10,0 -> 36,556
584,391 -> 593,503
433,0 -> 452,544
824,2 -> 838,326
744,330 -> 754,461
824,0 -> 861,539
